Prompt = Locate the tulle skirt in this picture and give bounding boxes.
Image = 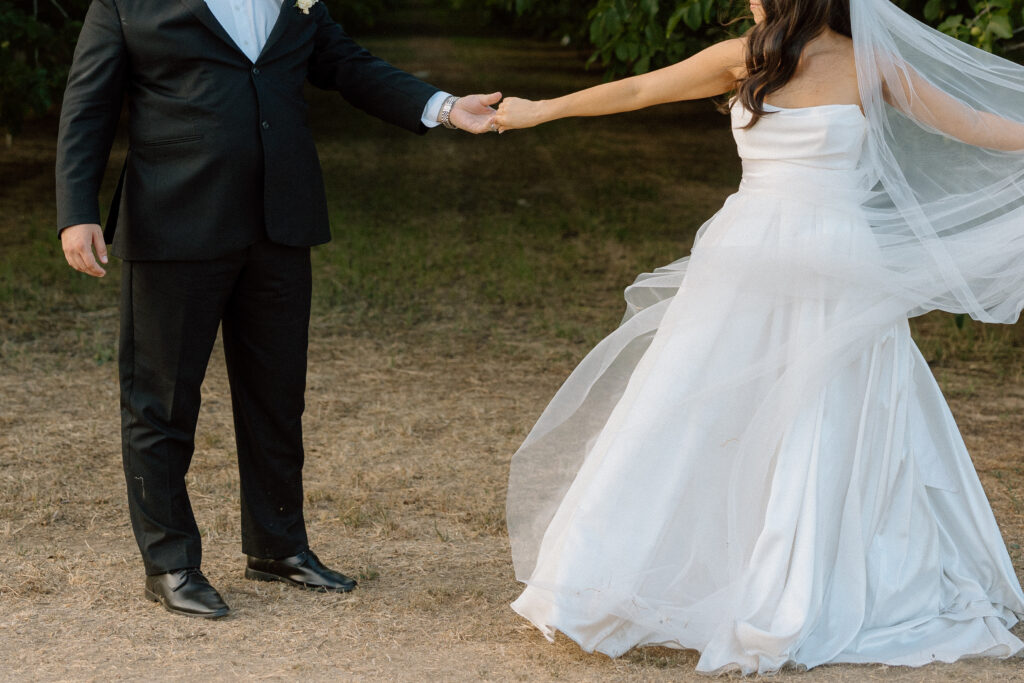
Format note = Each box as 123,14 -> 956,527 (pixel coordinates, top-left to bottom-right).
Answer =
506,187 -> 1024,674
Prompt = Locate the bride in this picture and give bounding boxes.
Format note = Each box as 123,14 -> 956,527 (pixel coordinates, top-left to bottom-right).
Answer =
494,0 -> 1024,674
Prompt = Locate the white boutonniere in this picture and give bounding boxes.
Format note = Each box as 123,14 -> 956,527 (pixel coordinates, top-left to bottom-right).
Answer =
295,0 -> 318,14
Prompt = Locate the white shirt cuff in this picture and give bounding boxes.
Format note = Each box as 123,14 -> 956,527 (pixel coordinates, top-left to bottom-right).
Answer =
422,91 -> 452,129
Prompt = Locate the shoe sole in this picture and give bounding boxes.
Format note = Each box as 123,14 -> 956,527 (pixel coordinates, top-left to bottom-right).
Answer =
144,587 -> 231,619
244,567 -> 357,593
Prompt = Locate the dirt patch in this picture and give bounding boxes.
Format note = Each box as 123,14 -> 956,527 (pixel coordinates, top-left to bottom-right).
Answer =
1,315 -> 1023,681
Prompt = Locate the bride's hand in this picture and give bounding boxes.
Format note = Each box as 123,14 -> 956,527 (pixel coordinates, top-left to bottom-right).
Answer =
495,97 -> 546,133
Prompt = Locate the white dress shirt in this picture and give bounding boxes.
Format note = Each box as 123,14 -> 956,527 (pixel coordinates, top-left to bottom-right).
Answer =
203,0 -> 448,127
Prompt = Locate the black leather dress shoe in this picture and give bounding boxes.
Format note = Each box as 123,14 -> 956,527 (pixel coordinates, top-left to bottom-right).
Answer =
245,549 -> 357,592
144,568 -> 230,618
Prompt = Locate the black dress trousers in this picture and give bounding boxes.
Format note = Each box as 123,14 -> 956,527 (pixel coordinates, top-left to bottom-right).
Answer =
119,240 -> 312,575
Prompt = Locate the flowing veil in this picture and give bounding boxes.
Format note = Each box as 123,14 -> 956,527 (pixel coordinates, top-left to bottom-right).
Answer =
854,0 -> 1024,322
506,0 -> 1024,589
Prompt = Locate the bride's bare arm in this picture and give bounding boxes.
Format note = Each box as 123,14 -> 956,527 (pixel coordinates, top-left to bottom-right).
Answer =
883,66 -> 1024,152
495,39 -> 746,132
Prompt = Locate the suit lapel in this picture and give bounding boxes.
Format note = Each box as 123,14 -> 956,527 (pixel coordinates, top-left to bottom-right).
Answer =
257,2 -> 296,64
178,0 -> 248,60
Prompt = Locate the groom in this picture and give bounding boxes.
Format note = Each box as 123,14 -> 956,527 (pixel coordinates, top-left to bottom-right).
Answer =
56,0 -> 499,619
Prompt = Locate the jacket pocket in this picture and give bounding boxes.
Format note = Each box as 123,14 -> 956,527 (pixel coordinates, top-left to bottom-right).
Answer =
142,134 -> 203,147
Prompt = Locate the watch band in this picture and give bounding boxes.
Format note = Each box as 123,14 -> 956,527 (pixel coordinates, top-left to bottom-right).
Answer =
439,95 -> 460,130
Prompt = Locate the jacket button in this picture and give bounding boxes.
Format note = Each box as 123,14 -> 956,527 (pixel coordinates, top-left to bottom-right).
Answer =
252,67 -> 260,75
261,121 -> 270,130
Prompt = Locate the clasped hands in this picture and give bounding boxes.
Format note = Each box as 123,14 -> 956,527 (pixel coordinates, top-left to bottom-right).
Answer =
448,92 -> 542,134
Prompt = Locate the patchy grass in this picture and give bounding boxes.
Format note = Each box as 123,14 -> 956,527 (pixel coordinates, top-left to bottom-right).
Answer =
1,9 -> 1023,681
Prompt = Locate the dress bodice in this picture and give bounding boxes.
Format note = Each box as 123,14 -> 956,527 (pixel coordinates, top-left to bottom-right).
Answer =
732,103 -> 867,168
731,104 -> 869,203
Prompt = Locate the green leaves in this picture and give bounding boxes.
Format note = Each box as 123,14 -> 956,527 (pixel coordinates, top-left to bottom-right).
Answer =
322,0 -> 391,31
585,0 -> 737,78
918,0 -> 1024,52
505,0 -> 1024,82
0,1 -> 83,139
923,0 -> 950,21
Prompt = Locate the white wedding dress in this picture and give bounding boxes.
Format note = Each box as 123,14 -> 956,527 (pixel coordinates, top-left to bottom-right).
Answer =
506,103 -> 1024,674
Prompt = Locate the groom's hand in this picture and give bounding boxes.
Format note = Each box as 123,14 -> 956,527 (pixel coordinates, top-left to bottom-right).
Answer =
450,92 -> 502,134
61,223 -> 108,278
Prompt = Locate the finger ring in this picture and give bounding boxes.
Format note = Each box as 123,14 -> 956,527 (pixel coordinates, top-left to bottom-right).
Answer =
490,124 -> 498,133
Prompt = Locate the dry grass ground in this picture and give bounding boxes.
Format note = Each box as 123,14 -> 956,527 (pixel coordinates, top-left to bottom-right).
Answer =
2,5 -> 1024,680
3,324 -> 1023,682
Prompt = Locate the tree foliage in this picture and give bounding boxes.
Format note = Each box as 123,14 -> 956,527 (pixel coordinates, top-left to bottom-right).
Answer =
501,0 -> 1024,78
455,0 -> 591,40
5,0 -> 1022,140
585,0 -> 748,76
323,0 -> 393,32
918,0 -> 1024,52
0,0 -> 86,140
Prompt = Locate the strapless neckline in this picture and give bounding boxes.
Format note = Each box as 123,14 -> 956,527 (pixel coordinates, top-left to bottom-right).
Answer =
762,102 -> 866,118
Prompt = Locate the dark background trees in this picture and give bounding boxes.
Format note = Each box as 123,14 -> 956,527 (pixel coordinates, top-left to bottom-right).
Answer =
3,0 -> 1022,141
490,0 -> 1024,77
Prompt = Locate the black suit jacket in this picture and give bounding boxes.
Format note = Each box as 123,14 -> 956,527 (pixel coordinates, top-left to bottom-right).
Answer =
56,0 -> 438,260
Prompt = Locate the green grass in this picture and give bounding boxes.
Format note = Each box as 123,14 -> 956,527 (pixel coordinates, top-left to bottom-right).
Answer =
1,21 -> 1021,371
301,32 -> 736,345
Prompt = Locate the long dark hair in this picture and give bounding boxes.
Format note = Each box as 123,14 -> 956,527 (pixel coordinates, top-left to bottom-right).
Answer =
737,0 -> 851,127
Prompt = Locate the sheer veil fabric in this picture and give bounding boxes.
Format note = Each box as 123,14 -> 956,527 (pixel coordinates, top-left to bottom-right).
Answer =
854,0 -> 1024,322
506,0 -> 1024,674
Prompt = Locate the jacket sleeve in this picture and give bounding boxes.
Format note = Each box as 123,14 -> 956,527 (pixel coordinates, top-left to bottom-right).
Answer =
55,0 -> 127,233
306,4 -> 439,134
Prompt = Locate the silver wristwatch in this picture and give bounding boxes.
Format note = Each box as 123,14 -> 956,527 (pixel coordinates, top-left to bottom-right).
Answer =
439,95 -> 460,130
